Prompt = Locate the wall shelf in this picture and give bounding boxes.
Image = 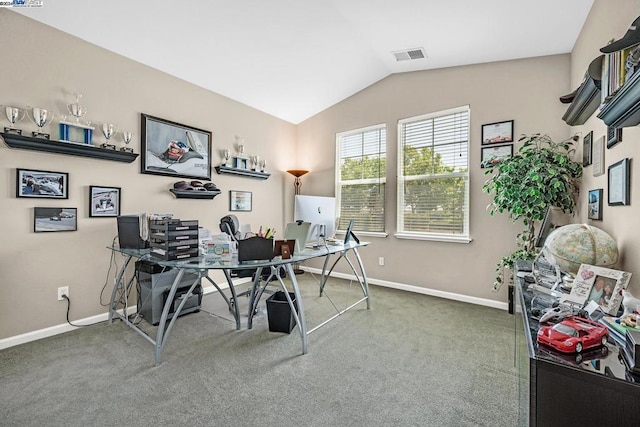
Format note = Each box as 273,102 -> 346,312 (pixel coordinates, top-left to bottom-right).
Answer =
1,132 -> 139,163
562,76 -> 601,126
215,165 -> 270,180
597,68 -> 640,128
169,189 -> 221,199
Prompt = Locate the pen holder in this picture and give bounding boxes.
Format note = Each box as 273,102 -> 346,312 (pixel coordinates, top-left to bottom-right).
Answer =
237,236 -> 274,262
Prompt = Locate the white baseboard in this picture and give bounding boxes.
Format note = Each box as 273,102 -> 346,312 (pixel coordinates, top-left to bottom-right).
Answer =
302,266 -> 508,311
0,272 -> 504,350
0,307 -> 136,351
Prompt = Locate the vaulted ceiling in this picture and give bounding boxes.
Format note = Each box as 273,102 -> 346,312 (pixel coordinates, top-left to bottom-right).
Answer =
15,0 -> 594,123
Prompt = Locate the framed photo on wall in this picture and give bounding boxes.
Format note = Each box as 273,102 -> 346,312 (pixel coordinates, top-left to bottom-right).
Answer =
608,158 -> 631,206
588,189 -> 603,220
16,168 -> 68,199
480,144 -> 513,168
140,113 -> 212,180
481,120 -> 514,145
582,131 -> 592,167
607,126 -> 622,149
34,207 -> 77,232
89,185 -> 121,217
592,135 -> 605,177
230,190 -> 252,212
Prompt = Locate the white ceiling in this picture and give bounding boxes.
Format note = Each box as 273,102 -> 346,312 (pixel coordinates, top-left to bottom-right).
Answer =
15,0 -> 594,124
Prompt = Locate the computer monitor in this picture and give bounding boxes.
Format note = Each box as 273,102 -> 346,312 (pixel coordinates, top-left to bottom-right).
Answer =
294,195 -> 336,242
284,221 -> 312,254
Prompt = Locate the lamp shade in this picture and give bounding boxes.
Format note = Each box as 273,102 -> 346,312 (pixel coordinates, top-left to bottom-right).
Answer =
286,169 -> 309,178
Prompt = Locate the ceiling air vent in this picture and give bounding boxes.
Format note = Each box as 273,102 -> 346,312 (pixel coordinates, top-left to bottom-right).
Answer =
392,47 -> 426,62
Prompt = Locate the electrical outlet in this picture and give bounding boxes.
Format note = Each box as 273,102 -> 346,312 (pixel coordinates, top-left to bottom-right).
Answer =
378,257 -> 385,266
57,286 -> 69,301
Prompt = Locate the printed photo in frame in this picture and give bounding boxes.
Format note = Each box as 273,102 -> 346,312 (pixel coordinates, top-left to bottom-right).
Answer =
34,207 -> 77,232
481,120 -> 514,145
592,135 -> 605,177
140,113 -> 212,180
89,185 -> 121,217
230,190 -> 252,212
607,126 -> 622,149
608,158 -> 631,206
481,144 -> 513,168
582,131 -> 592,167
588,189 -> 603,221
561,264 -> 632,315
16,168 -> 68,199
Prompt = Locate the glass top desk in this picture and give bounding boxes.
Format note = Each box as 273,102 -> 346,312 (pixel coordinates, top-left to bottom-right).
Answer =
108,241 -> 370,364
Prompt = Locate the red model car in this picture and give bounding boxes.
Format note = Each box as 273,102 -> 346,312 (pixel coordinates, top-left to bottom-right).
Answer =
537,316 -> 609,353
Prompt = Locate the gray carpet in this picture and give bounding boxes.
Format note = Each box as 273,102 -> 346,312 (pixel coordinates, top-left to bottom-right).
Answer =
0,274 -> 518,426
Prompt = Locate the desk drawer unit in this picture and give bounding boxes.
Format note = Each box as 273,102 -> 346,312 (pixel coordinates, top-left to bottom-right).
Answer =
149,219 -> 199,260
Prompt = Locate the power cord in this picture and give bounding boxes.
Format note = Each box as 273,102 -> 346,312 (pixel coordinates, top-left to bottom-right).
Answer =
61,295 -> 104,328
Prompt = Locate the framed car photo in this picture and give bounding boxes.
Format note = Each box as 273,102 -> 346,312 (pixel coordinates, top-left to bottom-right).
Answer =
16,168 -> 68,199
34,207 -> 77,232
89,186 -> 121,217
140,113 -> 212,180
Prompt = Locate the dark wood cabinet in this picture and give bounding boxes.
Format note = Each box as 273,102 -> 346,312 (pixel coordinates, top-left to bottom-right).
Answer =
515,263 -> 640,426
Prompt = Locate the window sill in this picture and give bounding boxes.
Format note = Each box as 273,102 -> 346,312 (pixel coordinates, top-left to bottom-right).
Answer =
394,232 -> 472,243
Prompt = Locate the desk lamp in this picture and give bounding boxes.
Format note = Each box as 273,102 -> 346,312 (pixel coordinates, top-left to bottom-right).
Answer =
287,169 -> 309,195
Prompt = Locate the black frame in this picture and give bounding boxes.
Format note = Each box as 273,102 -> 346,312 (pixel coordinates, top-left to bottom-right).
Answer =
588,189 -> 603,220
481,120 -> 514,145
582,131 -> 593,166
89,185 -> 121,218
480,144 -> 513,168
608,158 -> 631,206
140,113 -> 212,180
16,168 -> 68,199
34,207 -> 77,232
229,190 -> 252,212
607,126 -> 622,149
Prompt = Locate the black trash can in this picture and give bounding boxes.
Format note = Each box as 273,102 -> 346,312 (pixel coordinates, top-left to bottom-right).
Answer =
266,291 -> 298,333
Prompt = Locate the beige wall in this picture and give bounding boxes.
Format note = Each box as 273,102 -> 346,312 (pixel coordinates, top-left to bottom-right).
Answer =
572,0 -> 640,294
4,1 -> 639,342
0,10 -> 297,339
297,55 -> 572,302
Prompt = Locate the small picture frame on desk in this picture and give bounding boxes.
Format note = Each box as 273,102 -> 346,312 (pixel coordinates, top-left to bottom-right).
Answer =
230,190 -> 252,212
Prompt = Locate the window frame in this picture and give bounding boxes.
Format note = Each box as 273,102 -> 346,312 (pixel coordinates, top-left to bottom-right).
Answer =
335,123 -> 387,236
396,105 -> 471,243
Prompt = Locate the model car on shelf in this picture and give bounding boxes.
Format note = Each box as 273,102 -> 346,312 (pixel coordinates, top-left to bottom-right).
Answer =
537,316 -> 609,353
537,301 -> 589,324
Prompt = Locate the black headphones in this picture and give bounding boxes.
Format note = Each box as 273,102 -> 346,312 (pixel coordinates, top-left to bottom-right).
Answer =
219,215 -> 240,241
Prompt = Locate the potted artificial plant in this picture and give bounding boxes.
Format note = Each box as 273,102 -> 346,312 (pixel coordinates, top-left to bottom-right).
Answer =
483,133 -> 583,291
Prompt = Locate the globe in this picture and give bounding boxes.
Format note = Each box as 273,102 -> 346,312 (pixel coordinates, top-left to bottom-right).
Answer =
541,224 -> 618,275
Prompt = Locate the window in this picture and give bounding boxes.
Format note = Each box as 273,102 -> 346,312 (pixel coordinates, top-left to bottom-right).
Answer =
397,106 -> 470,242
335,124 -> 386,233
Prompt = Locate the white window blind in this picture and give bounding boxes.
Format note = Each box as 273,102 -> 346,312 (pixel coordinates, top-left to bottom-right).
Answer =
397,106 -> 469,238
335,124 -> 386,233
